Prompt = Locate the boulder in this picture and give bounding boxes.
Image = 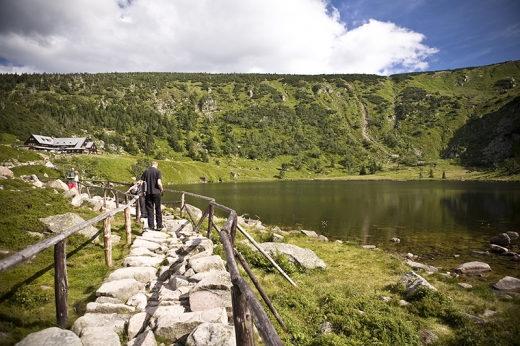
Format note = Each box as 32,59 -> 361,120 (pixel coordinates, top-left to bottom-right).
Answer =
189,255 -> 226,273
45,179 -> 68,191
96,279 -> 145,301
123,256 -> 165,268
14,327 -> 82,346
189,272 -> 232,312
186,322 -> 236,346
128,330 -> 156,346
154,307 -> 228,343
405,260 -> 438,273
71,313 -> 129,336
260,242 -> 326,269
490,233 -> 510,247
487,244 -> 509,253
80,326 -> 121,346
127,312 -> 149,340
493,276 -> 520,291
454,261 -> 491,274
506,231 -> 519,241
0,166 -> 14,178
39,212 -> 99,239
398,271 -> 437,295
108,267 -> 157,283
177,238 -> 214,256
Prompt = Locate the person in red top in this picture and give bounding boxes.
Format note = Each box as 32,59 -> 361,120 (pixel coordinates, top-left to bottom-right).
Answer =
141,161 -> 164,230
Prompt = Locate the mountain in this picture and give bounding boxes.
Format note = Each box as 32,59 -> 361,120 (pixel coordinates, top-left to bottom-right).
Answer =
1,60 -> 519,173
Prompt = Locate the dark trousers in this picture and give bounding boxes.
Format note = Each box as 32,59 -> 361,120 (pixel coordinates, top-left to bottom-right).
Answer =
145,193 -> 162,229
139,196 -> 147,217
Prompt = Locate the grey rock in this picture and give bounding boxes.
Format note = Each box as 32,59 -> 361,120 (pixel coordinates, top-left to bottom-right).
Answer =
454,261 -> 491,274
461,312 -> 486,325
405,260 -> 438,273
123,256 -> 165,267
490,233 -> 510,247
398,271 -> 437,295
127,329 -> 156,346
419,329 -> 438,345
45,179 -> 68,191
39,212 -> 99,239
260,242 -> 327,269
71,313 -> 129,336
189,255 -> 226,273
155,308 -> 228,343
488,244 -> 509,253
493,276 -> 520,291
96,279 -> 145,301
108,267 -> 157,283
506,231 -> 519,240
127,312 -> 149,340
189,272 -> 232,312
186,322 -> 236,346
80,326 -> 121,346
86,302 -> 135,314
14,327 -> 82,346
272,233 -> 284,242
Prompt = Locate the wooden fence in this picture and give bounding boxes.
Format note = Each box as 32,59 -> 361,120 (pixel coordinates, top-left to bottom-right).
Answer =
0,183 -> 292,346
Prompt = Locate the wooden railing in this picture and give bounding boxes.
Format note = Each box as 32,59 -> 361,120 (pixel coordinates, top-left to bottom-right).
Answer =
0,182 -> 292,346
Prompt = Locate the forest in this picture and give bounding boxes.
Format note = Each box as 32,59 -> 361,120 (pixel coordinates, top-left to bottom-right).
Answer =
1,60 -> 519,174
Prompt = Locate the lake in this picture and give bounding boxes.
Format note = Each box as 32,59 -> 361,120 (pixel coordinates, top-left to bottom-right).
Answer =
166,180 -> 520,280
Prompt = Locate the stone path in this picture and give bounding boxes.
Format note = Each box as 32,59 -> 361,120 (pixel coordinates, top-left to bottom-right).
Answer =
70,214 -> 236,346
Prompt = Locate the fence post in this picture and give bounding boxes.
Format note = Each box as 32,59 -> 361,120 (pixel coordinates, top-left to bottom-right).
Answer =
103,217 -> 112,267
180,193 -> 185,217
136,198 -> 141,221
231,285 -> 255,345
207,204 -> 214,240
125,206 -> 132,245
54,240 -> 69,327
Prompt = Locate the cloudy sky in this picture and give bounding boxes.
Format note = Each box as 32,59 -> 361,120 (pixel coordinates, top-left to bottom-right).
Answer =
0,0 -> 519,75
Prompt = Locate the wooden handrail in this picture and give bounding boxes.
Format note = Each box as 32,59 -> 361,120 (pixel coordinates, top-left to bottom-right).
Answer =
4,182 -> 290,345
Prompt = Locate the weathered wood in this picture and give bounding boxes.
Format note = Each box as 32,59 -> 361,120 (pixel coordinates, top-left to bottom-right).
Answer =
207,204 -> 214,240
218,230 -> 240,281
230,213 -> 237,247
235,249 -> 289,332
0,197 -> 136,273
180,193 -> 185,217
231,285 -> 255,346
54,240 -> 69,327
103,217 -> 112,267
136,198 -> 141,221
125,206 -> 132,245
193,205 -> 210,233
235,277 -> 285,346
115,191 -> 119,208
237,224 -> 297,287
210,200 -> 234,214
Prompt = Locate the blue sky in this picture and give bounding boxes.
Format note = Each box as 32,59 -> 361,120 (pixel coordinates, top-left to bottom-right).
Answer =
0,0 -> 518,75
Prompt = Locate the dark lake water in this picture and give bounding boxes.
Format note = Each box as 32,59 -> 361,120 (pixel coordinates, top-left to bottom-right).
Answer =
166,180 -> 520,279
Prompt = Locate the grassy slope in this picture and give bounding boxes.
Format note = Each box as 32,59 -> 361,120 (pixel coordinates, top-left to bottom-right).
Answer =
0,144 -> 519,345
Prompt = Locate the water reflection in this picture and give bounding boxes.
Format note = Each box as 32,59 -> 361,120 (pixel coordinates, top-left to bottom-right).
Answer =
167,180 -> 520,277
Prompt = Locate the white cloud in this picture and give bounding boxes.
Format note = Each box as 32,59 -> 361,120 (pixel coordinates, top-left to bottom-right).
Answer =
0,0 -> 437,75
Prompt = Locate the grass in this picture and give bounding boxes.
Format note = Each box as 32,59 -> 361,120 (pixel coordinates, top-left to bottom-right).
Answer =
0,177 -> 139,346
1,144 -> 519,345
229,229 -> 520,345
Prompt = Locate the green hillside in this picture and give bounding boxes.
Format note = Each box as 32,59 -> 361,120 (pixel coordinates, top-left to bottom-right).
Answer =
1,61 -> 519,175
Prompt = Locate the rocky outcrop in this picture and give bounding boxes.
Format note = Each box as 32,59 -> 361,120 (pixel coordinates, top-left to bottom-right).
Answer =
493,276 -> 520,291
454,261 -> 492,274
39,212 -> 100,240
259,242 -> 327,269
398,271 -> 437,294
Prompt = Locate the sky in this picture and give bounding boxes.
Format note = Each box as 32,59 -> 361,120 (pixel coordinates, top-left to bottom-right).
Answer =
0,0 -> 519,76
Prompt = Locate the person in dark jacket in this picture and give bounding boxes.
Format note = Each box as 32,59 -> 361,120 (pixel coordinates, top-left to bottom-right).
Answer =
141,161 -> 164,230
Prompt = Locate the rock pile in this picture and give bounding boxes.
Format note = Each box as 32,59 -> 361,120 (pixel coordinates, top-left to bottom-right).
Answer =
16,218 -> 237,346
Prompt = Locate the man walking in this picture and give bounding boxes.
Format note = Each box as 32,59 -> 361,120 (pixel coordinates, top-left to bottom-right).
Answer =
141,161 -> 164,230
